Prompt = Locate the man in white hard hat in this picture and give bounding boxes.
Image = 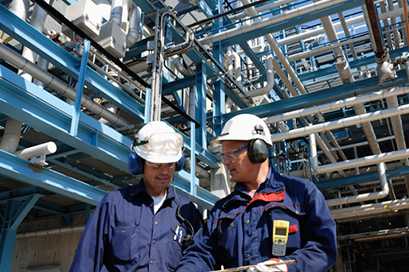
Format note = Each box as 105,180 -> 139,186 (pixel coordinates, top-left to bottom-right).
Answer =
177,114 -> 336,272
70,121 -> 203,272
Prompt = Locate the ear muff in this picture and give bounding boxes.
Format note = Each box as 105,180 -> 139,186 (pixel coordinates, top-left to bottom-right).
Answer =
128,152 -> 186,175
176,155 -> 185,171
247,139 -> 269,164
128,152 -> 144,175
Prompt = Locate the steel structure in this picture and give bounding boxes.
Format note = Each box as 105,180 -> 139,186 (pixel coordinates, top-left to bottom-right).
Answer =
1,0 -> 409,271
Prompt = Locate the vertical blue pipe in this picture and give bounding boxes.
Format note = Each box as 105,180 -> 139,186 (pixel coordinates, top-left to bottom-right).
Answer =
70,40 -> 90,136
212,0 -> 226,135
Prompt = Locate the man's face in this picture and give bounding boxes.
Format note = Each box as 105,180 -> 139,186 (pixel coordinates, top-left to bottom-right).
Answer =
221,141 -> 252,183
143,161 -> 176,195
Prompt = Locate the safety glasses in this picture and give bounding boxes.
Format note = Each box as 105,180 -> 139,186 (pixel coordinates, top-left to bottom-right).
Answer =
221,144 -> 247,161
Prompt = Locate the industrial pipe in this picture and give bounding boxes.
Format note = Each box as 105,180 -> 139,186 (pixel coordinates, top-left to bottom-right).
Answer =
265,88 -> 409,124
0,43 -> 130,128
270,102 -> 409,142
327,162 -> 389,207
331,198 -> 409,221
17,142 -> 57,160
318,148 -> 409,174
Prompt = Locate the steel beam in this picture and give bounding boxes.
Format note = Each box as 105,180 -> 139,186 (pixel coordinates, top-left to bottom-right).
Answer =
0,150 -> 105,204
0,194 -> 40,272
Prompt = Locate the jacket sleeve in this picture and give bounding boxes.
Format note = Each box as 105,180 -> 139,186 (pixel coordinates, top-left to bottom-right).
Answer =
69,195 -> 111,272
285,185 -> 337,272
177,208 -> 219,272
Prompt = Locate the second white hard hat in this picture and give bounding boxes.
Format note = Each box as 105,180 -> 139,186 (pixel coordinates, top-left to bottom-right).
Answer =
216,114 -> 272,146
133,121 -> 183,163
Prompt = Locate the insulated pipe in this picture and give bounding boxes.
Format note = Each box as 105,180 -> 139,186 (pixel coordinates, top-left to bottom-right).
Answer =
327,162 -> 389,207
338,12 -> 358,60
266,87 -> 409,123
0,43 -> 130,128
17,141 -> 57,160
110,0 -> 123,26
270,102 -> 409,142
250,56 -> 274,97
0,119 -> 22,152
200,0 -> 352,45
127,5 -> 143,47
353,103 -> 381,154
331,198 -> 409,221
2,0 -> 28,154
386,95 -> 407,150
317,148 -> 409,174
239,0 -> 307,95
309,131 -> 318,172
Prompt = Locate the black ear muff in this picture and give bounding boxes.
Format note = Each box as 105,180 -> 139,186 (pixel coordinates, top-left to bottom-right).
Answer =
247,139 -> 268,164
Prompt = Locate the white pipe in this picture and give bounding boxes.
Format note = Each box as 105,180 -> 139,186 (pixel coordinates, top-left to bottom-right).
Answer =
17,141 -> 57,160
127,5 -> 143,47
270,102 -> 409,142
277,15 -> 365,46
318,148 -> 409,174
386,95 -> 407,149
199,0 -> 351,45
267,87 -> 409,123
327,162 -> 389,207
331,198 -> 409,221
250,56 -> 274,97
0,119 -> 22,152
238,0 -> 307,95
110,0 -> 123,26
353,103 -> 381,154
0,42 -> 130,128
309,131 -> 318,172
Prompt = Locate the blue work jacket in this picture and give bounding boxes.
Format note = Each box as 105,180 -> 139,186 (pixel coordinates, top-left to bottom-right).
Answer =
177,168 -> 337,272
70,182 -> 203,272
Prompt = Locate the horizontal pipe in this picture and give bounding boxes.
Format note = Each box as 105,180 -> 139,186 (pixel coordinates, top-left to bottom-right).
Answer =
267,87 -> 409,123
331,198 -> 409,221
199,0 -> 350,45
17,141 -> 57,160
271,103 -> 409,142
327,163 -> 389,207
318,148 -> 409,174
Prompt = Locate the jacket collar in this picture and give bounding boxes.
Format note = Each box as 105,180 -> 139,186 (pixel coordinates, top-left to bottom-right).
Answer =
222,167 -> 285,210
126,180 -> 177,206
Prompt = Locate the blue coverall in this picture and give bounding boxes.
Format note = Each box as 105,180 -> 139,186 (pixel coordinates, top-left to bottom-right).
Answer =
177,168 -> 337,272
70,182 -> 203,272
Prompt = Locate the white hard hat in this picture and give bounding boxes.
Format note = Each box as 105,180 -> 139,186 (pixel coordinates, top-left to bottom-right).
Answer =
216,114 -> 272,146
133,121 -> 183,163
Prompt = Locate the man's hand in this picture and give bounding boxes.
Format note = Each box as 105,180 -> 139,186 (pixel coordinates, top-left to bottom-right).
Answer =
249,259 -> 288,272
